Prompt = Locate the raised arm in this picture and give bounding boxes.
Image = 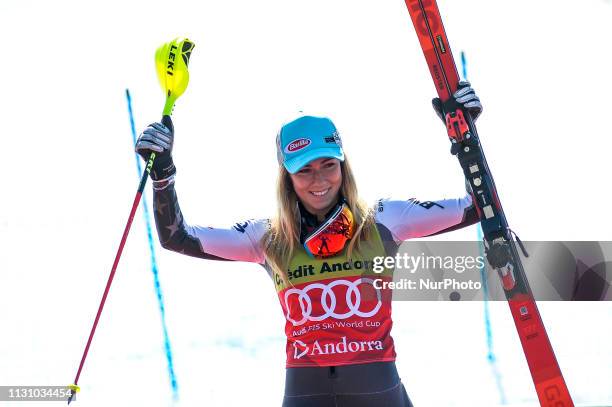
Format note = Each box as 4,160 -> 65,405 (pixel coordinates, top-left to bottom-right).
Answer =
376,194 -> 478,242
135,117 -> 266,263
376,82 -> 484,241
151,177 -> 230,260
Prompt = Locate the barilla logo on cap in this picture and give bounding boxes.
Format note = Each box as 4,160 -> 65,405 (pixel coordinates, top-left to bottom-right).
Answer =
285,138 -> 311,154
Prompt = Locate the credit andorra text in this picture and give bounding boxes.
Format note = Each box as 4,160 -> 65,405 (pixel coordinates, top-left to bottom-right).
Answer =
374,278 -> 482,290
293,336 -> 384,359
286,254 -> 486,280
292,320 -> 382,337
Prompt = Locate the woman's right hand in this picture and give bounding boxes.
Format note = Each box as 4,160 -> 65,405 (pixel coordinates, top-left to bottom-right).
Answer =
135,115 -> 176,180
431,81 -> 482,123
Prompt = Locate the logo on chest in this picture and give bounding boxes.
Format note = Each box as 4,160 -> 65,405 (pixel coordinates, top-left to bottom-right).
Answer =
293,336 -> 384,360
287,259 -> 375,281
283,278 -> 383,326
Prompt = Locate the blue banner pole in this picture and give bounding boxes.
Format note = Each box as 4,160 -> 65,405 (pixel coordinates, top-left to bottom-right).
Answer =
125,89 -> 179,401
460,51 -> 506,405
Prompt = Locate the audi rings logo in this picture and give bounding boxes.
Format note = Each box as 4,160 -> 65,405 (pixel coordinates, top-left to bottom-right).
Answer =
284,279 -> 382,326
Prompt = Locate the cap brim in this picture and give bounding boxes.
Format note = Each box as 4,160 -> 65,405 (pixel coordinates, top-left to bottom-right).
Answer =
284,148 -> 345,174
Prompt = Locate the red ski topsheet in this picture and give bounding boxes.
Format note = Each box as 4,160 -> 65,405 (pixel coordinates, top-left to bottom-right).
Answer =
404,0 -> 460,101
402,1 -> 574,405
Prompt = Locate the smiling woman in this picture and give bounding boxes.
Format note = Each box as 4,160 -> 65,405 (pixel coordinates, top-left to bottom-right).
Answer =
291,158 -> 343,220
135,95 -> 482,406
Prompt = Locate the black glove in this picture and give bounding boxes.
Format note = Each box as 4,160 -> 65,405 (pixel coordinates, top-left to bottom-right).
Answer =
432,80 -> 483,123
135,115 -> 176,180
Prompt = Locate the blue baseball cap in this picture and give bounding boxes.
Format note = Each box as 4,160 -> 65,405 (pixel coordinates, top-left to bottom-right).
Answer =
276,115 -> 344,174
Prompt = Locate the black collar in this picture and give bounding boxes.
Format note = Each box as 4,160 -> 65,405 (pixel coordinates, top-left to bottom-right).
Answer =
298,197 -> 345,243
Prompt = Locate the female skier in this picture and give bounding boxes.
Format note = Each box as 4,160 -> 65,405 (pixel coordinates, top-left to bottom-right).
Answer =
135,82 -> 482,406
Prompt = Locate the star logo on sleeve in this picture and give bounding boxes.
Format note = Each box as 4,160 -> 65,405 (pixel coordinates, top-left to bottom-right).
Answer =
166,219 -> 180,237
155,200 -> 169,216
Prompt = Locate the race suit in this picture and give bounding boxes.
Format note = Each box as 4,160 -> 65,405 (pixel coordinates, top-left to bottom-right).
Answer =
151,175 -> 478,368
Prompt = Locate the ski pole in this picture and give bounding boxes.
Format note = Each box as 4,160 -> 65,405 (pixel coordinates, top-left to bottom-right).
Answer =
67,37 -> 195,405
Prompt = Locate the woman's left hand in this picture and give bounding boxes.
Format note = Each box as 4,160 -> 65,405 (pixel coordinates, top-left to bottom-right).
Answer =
432,80 -> 483,123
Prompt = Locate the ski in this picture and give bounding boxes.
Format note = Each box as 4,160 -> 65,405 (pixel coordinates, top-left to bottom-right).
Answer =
402,1 -> 574,405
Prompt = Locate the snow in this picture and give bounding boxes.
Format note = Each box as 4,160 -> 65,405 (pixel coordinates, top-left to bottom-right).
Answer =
1,0 -> 611,406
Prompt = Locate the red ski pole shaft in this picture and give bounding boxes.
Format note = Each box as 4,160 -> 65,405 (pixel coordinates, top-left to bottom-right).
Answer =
68,155 -> 155,404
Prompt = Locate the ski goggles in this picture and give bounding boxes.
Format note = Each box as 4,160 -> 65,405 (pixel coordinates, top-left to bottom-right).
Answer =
303,203 -> 355,258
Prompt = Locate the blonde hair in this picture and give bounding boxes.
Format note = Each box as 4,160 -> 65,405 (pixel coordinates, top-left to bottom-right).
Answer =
262,156 -> 375,286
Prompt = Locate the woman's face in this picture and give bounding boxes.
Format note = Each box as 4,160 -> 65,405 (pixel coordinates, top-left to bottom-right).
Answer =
290,157 -> 342,220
